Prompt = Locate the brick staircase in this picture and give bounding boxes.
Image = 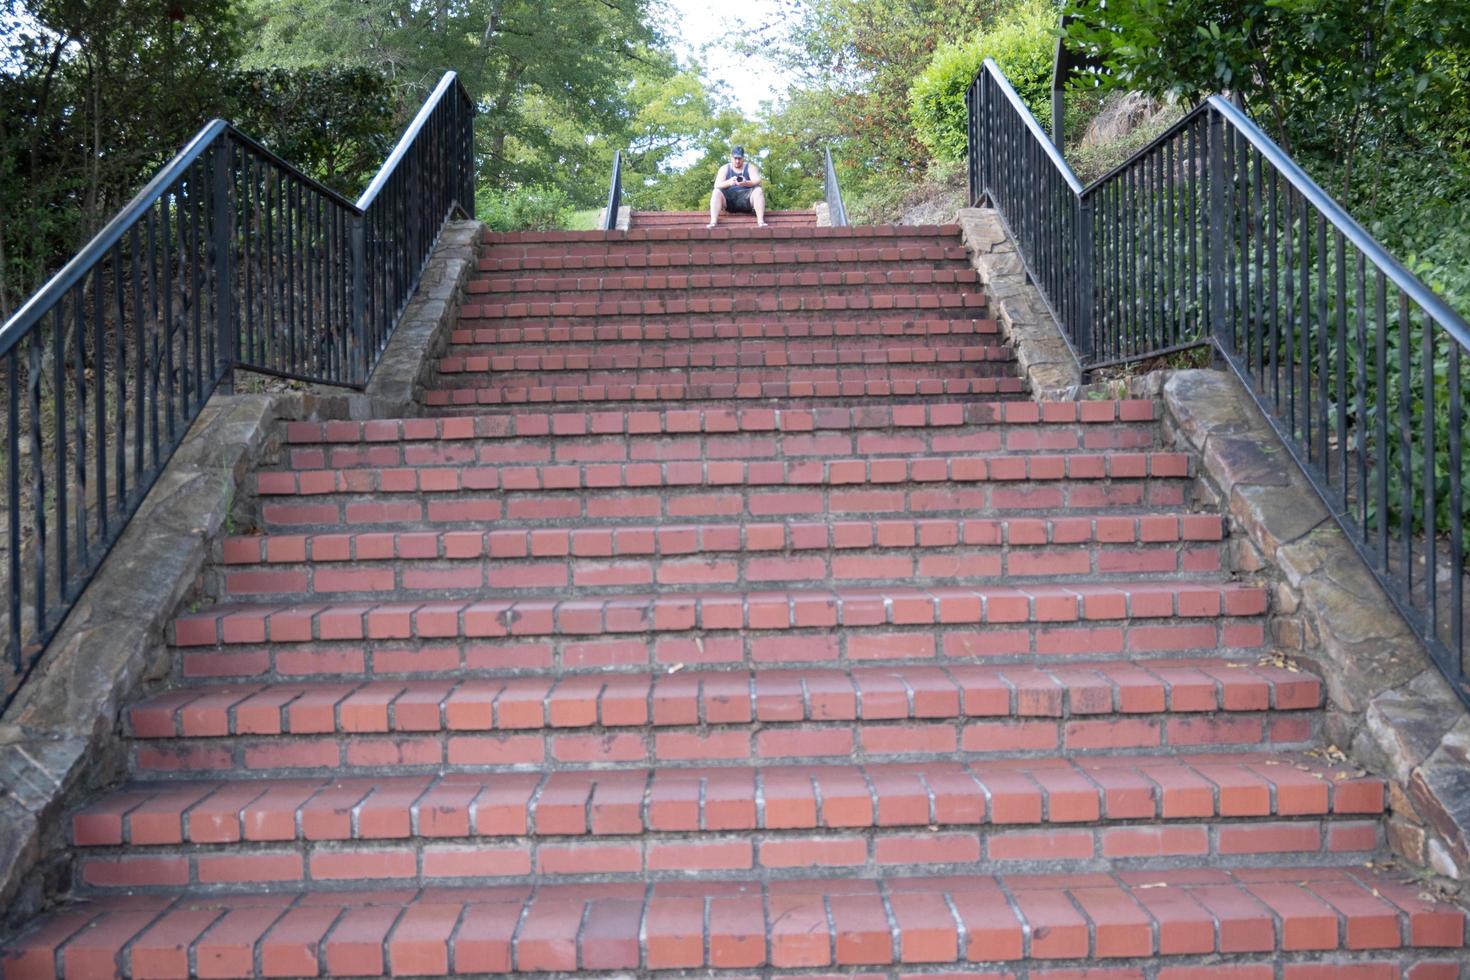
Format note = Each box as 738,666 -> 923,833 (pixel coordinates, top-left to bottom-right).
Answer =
1,216 -> 1465,978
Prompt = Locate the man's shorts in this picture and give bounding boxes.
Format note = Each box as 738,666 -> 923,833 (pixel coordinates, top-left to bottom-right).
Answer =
722,186 -> 755,213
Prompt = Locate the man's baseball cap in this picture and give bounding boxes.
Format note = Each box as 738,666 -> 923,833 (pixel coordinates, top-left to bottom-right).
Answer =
731,145 -> 746,157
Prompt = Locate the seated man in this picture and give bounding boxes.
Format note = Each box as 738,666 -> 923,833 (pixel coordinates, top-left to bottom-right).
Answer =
708,145 -> 767,228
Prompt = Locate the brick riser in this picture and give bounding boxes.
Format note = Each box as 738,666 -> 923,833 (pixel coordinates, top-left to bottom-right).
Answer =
634,210 -> 817,228
2,221 -> 1464,977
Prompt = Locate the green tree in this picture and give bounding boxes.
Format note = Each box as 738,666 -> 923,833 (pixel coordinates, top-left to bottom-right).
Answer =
1063,0 -> 1470,195
910,0 -> 1058,162
745,0 -> 999,175
231,66 -> 399,192
240,0 -> 668,202
0,0 -> 241,315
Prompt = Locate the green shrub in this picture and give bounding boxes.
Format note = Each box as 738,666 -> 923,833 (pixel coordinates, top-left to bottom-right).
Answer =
909,0 -> 1059,163
477,184 -> 573,231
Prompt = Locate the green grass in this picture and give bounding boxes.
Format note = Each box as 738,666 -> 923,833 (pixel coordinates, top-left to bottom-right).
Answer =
566,209 -> 602,231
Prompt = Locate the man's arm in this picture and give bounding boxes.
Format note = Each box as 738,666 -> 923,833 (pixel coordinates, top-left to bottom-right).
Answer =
715,164 -> 737,189
742,164 -> 763,187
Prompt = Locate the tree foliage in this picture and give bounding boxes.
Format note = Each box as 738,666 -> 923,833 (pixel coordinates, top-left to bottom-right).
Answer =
238,0 -> 667,202
232,66 -> 399,191
0,0 -> 241,314
743,0 -> 999,183
909,0 -> 1057,161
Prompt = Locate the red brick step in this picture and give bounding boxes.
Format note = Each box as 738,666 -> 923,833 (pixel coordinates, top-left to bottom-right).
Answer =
449,318 -> 1004,350
426,374 -> 1028,407
4,867 -> 1461,976
435,343 -> 1016,377
75,752 -> 1382,848
128,659 -> 1319,741
214,512 -> 1225,600
468,266 -> 979,296
280,400 -> 1159,450
478,242 -> 972,272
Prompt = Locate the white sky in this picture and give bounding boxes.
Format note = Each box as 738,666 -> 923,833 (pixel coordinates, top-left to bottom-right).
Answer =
656,0 -> 799,110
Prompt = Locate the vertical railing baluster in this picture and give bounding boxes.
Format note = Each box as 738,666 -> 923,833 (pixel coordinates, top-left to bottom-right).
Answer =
213,138 -> 236,390
113,242 -> 126,510
1448,340 -> 1463,667
1334,231 -> 1348,501
1252,149 -> 1264,383
1317,214 -> 1329,469
1207,111 -> 1228,350
93,258 -> 107,542
29,339 -> 45,639
70,281 -> 86,580
1376,271 -> 1389,564
1399,293 -> 1414,594
52,305 -> 68,604
161,193 -> 175,444
1354,250 -> 1368,534
1423,310 -> 1437,636
131,223 -> 145,483
6,351 -> 20,668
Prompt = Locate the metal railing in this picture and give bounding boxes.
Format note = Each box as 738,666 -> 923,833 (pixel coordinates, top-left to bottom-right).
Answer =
603,150 -> 623,231
968,57 -> 1470,705
824,148 -> 849,227
0,71 -> 475,699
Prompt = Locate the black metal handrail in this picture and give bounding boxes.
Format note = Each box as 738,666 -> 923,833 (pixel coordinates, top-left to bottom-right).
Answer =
968,56 -> 1470,705
824,148 -> 849,227
0,71 -> 475,702
603,150 -> 623,232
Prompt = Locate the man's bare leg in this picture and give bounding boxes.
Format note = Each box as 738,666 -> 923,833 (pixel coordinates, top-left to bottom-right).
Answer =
753,187 -> 767,227
708,190 -> 725,228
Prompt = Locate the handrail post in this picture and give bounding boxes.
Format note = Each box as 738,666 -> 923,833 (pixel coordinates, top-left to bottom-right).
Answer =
1207,109 -> 1231,351
1077,197 -> 1094,361
966,81 -> 978,206
351,213 -> 367,383
212,136 -> 235,393
603,150 -> 622,232
980,75 -> 992,204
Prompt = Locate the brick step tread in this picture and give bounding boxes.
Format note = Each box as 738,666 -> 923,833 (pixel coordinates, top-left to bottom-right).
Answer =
128,658 -> 1318,741
428,364 -> 1022,389
281,401 -> 1157,447
256,483 -> 1191,534
170,581 -> 1267,649
463,293 -> 987,320
467,268 -> 979,292
638,209 -> 817,217
137,708 -> 1313,783
441,335 -> 1011,359
219,514 -> 1223,572
175,617 -> 1271,687
214,540 -> 1227,600
447,318 -> 1003,345
253,452 -> 1192,499
481,235 -> 970,258
75,752 -> 1382,848
424,377 -> 1030,407
127,706 -> 1312,777
76,820 -> 1387,894
478,245 -> 972,272
483,222 -> 961,243
7,867 -> 1462,976
434,345 -> 1018,374
638,217 -> 819,226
